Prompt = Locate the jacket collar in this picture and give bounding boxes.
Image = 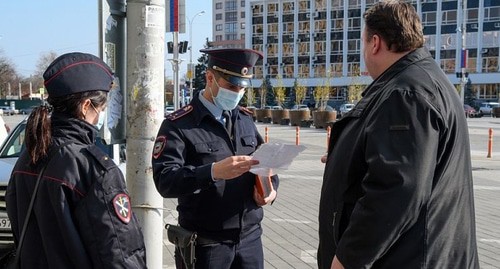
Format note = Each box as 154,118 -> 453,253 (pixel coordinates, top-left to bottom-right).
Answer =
51,112 -> 97,144
190,92 -> 238,125
362,47 -> 431,99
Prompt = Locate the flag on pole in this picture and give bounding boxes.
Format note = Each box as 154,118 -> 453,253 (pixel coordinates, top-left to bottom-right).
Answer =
165,0 -> 185,33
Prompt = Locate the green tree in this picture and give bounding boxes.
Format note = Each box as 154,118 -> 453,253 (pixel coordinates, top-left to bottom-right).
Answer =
192,38 -> 212,92
273,75 -> 286,107
292,78 -> 307,109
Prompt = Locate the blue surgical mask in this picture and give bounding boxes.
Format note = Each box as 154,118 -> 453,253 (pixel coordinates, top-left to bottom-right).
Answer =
210,79 -> 245,110
95,111 -> 106,130
90,102 -> 106,130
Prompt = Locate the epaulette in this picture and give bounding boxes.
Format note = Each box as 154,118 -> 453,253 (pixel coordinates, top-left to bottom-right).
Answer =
166,105 -> 193,121
239,106 -> 254,116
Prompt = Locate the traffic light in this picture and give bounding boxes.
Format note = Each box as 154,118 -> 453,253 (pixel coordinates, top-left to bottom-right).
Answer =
167,42 -> 174,54
179,41 -> 189,54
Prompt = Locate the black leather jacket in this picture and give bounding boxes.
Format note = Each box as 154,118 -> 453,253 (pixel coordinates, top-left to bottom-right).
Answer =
318,48 -> 479,268
6,114 -> 147,269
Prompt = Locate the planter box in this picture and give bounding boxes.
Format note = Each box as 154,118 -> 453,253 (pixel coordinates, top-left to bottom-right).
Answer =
247,107 -> 257,121
256,109 -> 272,122
289,110 -> 311,126
313,111 -> 337,129
493,107 -> 500,118
280,118 -> 290,125
271,109 -> 290,124
300,120 -> 313,128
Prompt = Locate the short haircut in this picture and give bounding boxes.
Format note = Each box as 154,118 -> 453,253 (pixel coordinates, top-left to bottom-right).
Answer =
363,0 -> 424,52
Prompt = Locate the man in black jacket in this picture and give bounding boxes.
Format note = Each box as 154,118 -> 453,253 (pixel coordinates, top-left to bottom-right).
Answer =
318,1 -> 479,268
152,48 -> 278,269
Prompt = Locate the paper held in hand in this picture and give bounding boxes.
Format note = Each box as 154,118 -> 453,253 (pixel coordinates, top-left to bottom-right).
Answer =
250,143 -> 306,177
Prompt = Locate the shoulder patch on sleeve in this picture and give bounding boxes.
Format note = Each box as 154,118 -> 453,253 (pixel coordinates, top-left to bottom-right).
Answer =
113,193 -> 131,224
152,136 -> 167,159
166,105 -> 193,121
239,106 -> 254,116
86,145 -> 116,171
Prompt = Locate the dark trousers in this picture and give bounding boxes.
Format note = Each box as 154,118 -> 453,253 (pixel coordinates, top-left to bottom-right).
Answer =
175,226 -> 263,269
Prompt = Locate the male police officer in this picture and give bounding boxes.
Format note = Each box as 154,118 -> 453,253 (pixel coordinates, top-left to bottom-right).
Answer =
152,48 -> 279,269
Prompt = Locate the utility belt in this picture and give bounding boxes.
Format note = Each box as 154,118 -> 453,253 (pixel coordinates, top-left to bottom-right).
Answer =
165,224 -> 221,269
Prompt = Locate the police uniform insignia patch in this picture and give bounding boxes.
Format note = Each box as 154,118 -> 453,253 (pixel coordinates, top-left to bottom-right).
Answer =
153,136 -> 166,159
166,105 -> 193,121
113,193 -> 131,224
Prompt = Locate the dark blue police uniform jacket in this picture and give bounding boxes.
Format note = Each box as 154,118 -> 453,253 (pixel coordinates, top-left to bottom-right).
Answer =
152,94 -> 279,242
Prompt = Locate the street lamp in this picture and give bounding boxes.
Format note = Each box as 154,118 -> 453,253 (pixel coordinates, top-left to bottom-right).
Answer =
188,10 -> 205,100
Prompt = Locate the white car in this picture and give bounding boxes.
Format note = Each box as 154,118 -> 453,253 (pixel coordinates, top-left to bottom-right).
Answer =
339,103 -> 355,117
291,104 -> 309,111
164,106 -> 175,117
479,102 -> 500,115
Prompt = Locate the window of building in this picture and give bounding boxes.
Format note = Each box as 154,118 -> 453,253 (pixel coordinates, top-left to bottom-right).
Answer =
252,4 -> 263,16
422,12 -> 437,25
268,23 -> 278,34
298,64 -> 309,77
315,20 -> 327,32
283,65 -> 294,78
347,62 -> 360,76
348,18 -> 361,30
348,0 -> 360,8
253,24 -> 263,34
226,0 -> 237,11
216,2 -> 222,9
299,21 -> 310,33
315,0 -> 326,10
226,34 -> 237,40
283,43 -> 294,56
241,0 -> 245,7
268,3 -> 278,14
313,64 -> 326,77
241,22 -> 245,29
348,39 -> 360,53
240,33 -> 245,40
241,12 -> 245,18
476,84 -> 498,99
485,6 -> 500,21
215,35 -> 223,41
225,22 -> 237,33
216,24 -> 223,31
467,8 -> 479,23
331,0 -> 343,9
482,57 -> 498,73
283,2 -> 294,14
283,22 -> 294,33
331,40 -> 343,53
440,59 -> 456,74
314,41 -> 326,55
299,0 -> 310,11
298,42 -> 310,56
216,13 -> 222,20
226,11 -> 237,22
441,10 -> 457,24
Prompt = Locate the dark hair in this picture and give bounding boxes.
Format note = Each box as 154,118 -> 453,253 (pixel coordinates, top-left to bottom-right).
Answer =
25,90 -> 108,164
363,0 -> 424,52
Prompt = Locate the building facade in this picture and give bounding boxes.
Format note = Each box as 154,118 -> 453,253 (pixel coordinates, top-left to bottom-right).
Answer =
212,0 -> 247,48
239,0 -> 500,106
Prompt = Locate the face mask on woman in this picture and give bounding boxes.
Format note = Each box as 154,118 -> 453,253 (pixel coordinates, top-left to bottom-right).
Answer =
90,102 -> 106,130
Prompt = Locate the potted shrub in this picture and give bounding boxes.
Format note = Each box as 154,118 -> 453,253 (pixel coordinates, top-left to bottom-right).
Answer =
255,77 -> 272,122
271,75 -> 289,124
245,87 -> 257,121
289,78 -> 311,126
312,81 -> 336,129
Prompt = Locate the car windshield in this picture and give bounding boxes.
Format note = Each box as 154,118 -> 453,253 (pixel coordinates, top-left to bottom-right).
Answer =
0,121 -> 26,158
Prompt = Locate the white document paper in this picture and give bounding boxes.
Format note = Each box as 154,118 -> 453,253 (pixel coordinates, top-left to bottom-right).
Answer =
250,143 -> 306,177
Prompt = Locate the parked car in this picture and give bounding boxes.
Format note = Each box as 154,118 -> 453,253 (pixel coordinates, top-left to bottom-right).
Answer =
464,104 -> 481,118
0,106 -> 16,116
291,104 -> 309,111
263,105 -> 283,110
164,105 -> 175,116
338,103 -> 355,117
479,102 -> 500,115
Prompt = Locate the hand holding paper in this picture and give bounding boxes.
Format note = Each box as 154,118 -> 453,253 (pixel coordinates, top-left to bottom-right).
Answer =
250,143 -> 306,177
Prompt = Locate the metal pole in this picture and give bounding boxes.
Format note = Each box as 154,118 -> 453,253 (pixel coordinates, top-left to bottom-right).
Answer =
188,11 -> 205,100
126,1 -> 165,268
173,32 -> 180,109
460,0 -> 467,104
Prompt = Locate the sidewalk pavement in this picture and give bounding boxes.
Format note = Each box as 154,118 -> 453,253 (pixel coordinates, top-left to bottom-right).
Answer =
162,122 -> 500,268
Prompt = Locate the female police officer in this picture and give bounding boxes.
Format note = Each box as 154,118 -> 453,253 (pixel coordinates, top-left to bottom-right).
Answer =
152,48 -> 279,269
6,52 -> 147,268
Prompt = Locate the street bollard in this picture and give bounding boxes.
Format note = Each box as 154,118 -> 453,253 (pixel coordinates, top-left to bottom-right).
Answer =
296,126 -> 300,145
487,128 -> 493,158
265,126 -> 269,143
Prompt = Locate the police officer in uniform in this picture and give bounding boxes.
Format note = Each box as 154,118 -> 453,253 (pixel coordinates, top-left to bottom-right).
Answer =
6,52 -> 147,269
152,48 -> 278,269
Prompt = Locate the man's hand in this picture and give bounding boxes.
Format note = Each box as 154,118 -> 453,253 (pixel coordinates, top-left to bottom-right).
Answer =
321,153 -> 328,163
331,256 -> 344,269
253,176 -> 276,206
213,156 -> 259,180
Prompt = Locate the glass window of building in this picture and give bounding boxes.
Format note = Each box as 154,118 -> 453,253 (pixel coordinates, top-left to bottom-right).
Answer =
216,24 -> 223,31
216,13 -> 222,20
226,0 -> 237,11
216,2 -> 222,9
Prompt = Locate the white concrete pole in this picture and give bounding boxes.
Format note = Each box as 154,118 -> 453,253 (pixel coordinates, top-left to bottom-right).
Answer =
188,11 -> 205,99
460,0 -> 468,104
126,1 -> 165,268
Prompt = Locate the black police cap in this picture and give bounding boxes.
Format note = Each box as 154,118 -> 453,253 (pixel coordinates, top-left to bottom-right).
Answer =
200,48 -> 263,87
43,52 -> 114,98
